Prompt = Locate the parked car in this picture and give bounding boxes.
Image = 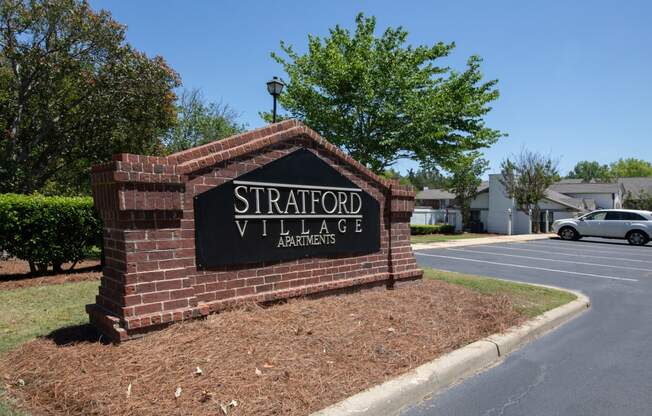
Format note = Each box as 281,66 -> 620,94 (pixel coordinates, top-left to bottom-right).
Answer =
552,209 -> 652,245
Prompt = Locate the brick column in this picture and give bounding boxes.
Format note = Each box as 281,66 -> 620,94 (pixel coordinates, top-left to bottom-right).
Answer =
87,155 -> 208,341
387,183 -> 423,286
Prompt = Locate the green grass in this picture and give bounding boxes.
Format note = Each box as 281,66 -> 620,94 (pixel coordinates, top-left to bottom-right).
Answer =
411,232 -> 494,244
0,393 -> 25,416
0,281 -> 99,354
423,268 -> 576,318
0,281 -> 99,415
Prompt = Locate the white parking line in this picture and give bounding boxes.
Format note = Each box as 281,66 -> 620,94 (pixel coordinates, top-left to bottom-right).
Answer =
520,241 -> 652,258
444,247 -> 652,272
414,252 -> 638,282
529,241 -> 652,255
490,245 -> 652,264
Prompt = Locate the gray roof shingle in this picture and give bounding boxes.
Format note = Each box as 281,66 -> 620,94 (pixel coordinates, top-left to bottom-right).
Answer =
549,182 -> 621,194
618,177 -> 652,195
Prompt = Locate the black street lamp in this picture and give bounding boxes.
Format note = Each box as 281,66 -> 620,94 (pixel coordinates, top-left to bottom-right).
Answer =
266,76 -> 285,123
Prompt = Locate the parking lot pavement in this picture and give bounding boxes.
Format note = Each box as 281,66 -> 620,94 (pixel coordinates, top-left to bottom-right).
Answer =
402,237 -> 652,416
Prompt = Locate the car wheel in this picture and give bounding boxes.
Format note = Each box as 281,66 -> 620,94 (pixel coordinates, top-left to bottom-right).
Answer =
559,227 -> 578,241
627,230 -> 649,246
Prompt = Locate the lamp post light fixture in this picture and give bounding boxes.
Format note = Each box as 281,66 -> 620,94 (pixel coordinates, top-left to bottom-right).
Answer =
266,76 -> 285,123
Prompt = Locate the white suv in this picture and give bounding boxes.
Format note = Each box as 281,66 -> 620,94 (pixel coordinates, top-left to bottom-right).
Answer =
552,209 -> 652,246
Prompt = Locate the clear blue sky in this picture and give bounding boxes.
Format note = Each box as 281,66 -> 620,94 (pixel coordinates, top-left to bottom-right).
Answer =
90,0 -> 652,176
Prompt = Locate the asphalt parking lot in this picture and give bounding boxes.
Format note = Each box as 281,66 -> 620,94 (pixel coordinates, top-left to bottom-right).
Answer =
402,237 -> 652,416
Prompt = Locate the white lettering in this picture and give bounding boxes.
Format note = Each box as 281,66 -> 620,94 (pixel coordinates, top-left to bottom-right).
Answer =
285,190 -> 300,214
322,191 -> 338,214
310,190 -> 322,214
297,190 -> 309,214
234,185 -> 249,214
350,193 -> 362,214
280,219 -> 289,235
337,218 -> 347,233
355,218 -> 362,233
250,186 -> 264,214
301,219 -> 310,235
268,188 -> 282,214
338,192 -> 349,214
319,219 -> 329,234
235,220 -> 248,237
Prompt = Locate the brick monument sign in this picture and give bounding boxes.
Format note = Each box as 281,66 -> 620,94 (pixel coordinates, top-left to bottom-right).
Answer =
89,120 -> 422,341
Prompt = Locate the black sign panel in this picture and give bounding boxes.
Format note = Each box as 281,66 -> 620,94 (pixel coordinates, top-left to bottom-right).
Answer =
194,149 -> 381,267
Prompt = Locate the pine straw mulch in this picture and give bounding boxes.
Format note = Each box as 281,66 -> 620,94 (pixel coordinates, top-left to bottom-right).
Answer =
0,260 -> 101,291
1,279 -> 524,416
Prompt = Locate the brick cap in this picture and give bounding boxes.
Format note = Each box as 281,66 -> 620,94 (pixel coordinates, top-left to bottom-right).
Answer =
102,120 -> 416,195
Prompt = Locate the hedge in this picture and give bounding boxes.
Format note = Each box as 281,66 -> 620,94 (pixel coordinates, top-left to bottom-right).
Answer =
410,224 -> 456,235
0,194 -> 102,273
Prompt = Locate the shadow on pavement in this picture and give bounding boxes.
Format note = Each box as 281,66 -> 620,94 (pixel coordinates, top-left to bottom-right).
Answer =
547,236 -> 652,248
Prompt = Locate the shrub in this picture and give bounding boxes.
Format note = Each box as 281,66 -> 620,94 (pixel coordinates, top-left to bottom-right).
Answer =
0,194 -> 102,273
410,224 -> 456,235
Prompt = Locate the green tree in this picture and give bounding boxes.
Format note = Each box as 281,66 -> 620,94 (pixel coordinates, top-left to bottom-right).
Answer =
446,152 -> 488,230
610,158 -> 652,178
405,168 -> 447,191
566,160 -> 613,182
0,0 -> 180,195
500,150 -> 558,233
162,88 -> 244,153
623,190 -> 652,211
270,13 -> 503,173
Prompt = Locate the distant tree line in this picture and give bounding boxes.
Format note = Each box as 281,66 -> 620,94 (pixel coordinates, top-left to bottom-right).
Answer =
566,158 -> 652,182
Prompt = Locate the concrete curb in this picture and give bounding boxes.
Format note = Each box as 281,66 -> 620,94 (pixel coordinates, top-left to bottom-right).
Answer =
412,233 -> 553,251
311,288 -> 590,416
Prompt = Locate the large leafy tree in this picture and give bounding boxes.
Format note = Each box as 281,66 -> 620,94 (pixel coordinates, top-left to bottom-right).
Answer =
610,158 -> 652,178
500,150 -> 558,233
566,160 -> 613,182
270,13 -> 503,173
162,88 -> 244,153
0,0 -> 180,194
446,151 -> 488,229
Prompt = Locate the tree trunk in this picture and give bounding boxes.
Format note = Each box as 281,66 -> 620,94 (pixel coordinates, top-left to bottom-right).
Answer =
532,206 -> 541,233
461,204 -> 471,232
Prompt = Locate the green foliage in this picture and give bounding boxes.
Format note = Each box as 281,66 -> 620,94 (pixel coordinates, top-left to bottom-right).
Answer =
500,150 -> 558,233
270,13 -> 503,173
0,0 -> 180,195
410,224 -> 455,235
405,168 -> 447,191
623,190 -> 652,211
0,194 -> 102,271
610,158 -> 652,178
445,151 -> 488,229
566,159 -> 652,182
566,160 -> 613,182
163,88 -> 245,153
380,169 -> 412,186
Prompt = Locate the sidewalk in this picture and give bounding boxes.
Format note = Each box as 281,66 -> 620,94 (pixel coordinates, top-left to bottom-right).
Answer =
412,233 -> 553,251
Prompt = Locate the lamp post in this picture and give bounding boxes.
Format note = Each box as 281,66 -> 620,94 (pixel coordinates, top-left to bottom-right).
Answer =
266,76 -> 285,123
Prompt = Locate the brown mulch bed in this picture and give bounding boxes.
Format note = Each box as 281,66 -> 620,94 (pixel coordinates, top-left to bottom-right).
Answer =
1,279 -> 524,416
0,260 -> 101,290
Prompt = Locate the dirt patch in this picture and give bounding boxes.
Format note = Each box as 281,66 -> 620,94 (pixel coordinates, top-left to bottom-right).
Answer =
0,260 -> 101,291
1,279 -> 523,416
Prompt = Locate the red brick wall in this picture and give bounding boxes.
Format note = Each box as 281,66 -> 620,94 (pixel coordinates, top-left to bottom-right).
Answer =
88,121 -> 422,341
